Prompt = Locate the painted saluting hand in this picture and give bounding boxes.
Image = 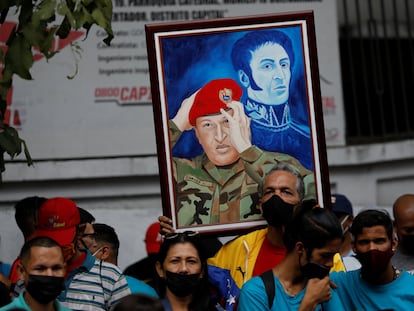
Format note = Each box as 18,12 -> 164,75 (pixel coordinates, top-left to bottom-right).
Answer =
171,91 -> 199,132
220,100 -> 252,154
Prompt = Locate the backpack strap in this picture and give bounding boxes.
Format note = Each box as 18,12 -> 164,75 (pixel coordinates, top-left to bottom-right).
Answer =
259,269 -> 275,309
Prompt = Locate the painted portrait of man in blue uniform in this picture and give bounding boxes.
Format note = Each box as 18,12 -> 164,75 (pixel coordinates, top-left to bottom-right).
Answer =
231,29 -> 312,170
161,25 -> 313,171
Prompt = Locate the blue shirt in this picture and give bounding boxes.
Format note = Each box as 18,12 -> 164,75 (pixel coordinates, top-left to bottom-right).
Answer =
0,291 -> 72,311
238,274 -> 344,311
126,276 -> 158,298
330,269 -> 414,310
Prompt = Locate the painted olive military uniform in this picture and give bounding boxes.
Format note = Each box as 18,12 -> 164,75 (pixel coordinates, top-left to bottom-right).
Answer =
170,121 -> 315,226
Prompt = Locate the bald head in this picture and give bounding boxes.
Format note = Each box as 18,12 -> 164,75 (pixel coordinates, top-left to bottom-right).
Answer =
393,194 -> 414,221
393,194 -> 414,254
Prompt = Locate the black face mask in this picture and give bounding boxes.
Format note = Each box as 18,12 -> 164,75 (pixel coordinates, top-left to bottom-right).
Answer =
399,234 -> 414,255
301,262 -> 330,279
165,271 -> 201,297
261,195 -> 295,227
26,275 -> 66,304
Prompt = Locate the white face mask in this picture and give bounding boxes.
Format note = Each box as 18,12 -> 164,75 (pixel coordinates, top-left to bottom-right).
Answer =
340,215 -> 350,234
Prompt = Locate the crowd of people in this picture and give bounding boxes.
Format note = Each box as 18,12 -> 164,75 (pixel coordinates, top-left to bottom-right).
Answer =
0,74 -> 413,309
0,175 -> 414,310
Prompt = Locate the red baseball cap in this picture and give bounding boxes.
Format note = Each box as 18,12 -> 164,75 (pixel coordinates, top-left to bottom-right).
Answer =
35,197 -> 80,246
189,78 -> 243,126
145,222 -> 162,254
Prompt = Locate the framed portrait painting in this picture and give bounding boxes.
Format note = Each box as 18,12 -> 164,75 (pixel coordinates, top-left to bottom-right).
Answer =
145,10 -> 330,234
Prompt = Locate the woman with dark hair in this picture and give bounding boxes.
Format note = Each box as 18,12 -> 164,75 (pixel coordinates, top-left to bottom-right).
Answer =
238,200 -> 345,311
155,231 -> 218,311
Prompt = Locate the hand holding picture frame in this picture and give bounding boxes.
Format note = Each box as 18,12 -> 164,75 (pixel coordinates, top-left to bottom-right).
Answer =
145,10 -> 330,234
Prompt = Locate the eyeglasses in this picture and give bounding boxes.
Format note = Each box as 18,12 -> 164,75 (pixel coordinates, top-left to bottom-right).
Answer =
164,231 -> 199,240
81,233 -> 96,239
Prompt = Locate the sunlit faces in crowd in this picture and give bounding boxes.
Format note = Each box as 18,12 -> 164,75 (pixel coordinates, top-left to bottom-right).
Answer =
247,43 -> 291,105
194,109 -> 239,166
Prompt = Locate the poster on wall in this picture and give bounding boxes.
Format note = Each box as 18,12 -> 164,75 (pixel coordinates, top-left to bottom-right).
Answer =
146,11 -> 330,234
1,0 -> 344,161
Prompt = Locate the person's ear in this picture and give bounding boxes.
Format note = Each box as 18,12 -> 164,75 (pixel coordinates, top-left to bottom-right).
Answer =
100,246 -> 110,261
238,70 -> 250,88
352,238 -> 357,254
155,261 -> 164,278
295,241 -> 305,255
345,215 -> 354,228
17,263 -> 26,281
392,233 -> 398,252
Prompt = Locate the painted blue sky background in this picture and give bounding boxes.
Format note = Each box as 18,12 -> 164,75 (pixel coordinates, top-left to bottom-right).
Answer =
160,25 -> 310,159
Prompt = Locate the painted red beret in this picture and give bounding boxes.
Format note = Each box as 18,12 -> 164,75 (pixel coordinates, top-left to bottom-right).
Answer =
189,78 -> 243,126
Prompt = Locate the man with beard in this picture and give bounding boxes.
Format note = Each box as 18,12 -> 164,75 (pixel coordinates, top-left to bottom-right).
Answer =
392,194 -> 414,273
0,237 -> 71,311
330,209 -> 414,310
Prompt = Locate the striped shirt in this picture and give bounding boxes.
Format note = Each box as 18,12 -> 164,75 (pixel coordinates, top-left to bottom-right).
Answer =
58,251 -> 131,310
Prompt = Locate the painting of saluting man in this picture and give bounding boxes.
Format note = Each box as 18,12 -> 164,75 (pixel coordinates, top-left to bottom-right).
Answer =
169,78 -> 314,226
146,12 -> 328,232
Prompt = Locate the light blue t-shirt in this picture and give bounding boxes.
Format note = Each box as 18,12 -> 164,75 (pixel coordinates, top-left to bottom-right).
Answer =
0,291 -> 72,311
126,276 -> 158,298
238,274 -> 345,311
330,269 -> 414,311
